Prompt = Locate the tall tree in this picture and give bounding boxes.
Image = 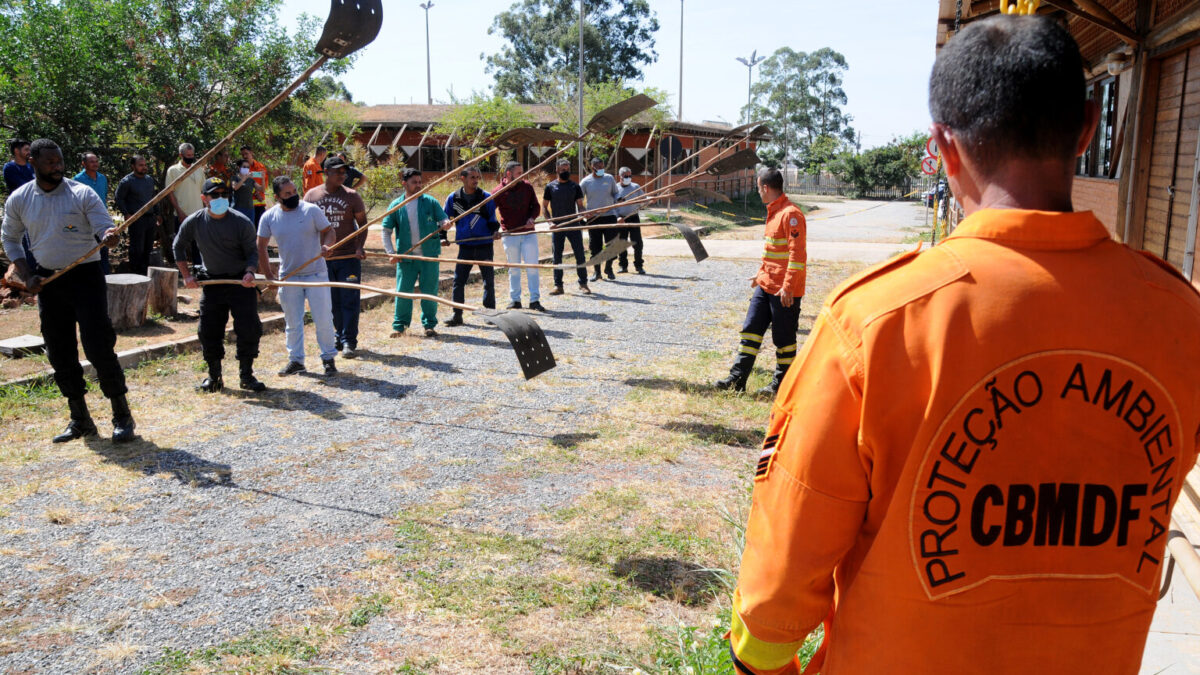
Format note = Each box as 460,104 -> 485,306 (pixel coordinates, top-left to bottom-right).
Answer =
0,0 -> 352,183
548,81 -> 671,163
744,47 -> 856,175
486,0 -> 659,102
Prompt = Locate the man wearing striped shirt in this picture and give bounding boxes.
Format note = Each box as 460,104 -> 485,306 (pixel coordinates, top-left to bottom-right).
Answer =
714,167 -> 806,395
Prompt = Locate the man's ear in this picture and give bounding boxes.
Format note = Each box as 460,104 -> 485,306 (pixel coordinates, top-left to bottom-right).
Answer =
1075,100 -> 1101,157
930,123 -> 960,177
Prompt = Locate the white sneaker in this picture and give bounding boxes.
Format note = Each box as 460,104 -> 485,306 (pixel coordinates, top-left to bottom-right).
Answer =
341,345 -> 357,359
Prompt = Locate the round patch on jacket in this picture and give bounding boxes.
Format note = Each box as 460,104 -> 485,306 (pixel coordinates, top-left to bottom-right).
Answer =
790,217 -> 798,227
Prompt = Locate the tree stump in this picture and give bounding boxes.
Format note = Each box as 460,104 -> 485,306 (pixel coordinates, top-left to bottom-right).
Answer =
105,273 -> 151,330
259,257 -> 282,305
146,266 -> 178,317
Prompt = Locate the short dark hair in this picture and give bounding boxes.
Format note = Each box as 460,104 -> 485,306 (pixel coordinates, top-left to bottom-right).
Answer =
757,167 -> 783,192
235,158 -> 249,168
929,16 -> 1085,175
239,145 -> 252,153
402,167 -> 422,181
29,139 -> 61,161
130,154 -> 146,166
272,175 -> 294,195
9,139 -> 29,155
81,152 -> 98,162
504,161 -> 522,173
315,145 -> 328,155
460,165 -> 481,178
590,156 -> 604,165
556,158 -> 572,168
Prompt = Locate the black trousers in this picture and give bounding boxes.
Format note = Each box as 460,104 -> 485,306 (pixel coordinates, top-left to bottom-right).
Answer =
198,282 -> 262,364
735,286 -> 801,373
618,213 -> 643,270
587,215 -> 619,275
158,213 -> 178,265
552,229 -> 587,287
452,244 -> 496,310
127,218 -> 157,276
37,262 -> 127,400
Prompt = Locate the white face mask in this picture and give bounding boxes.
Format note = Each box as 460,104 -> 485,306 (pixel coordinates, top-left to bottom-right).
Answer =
621,177 -> 631,186
240,167 -> 250,175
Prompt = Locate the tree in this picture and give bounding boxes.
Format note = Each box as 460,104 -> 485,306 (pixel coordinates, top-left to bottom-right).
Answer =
433,93 -> 536,157
0,0 -> 353,184
548,81 -> 671,164
486,0 -> 659,102
829,132 -> 926,195
743,47 -> 856,175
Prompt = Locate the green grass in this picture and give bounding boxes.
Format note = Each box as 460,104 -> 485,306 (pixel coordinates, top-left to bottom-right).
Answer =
142,629 -> 323,674
347,592 -> 393,627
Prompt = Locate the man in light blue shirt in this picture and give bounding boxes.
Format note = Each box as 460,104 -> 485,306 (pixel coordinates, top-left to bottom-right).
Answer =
578,156 -> 620,281
73,152 -> 111,273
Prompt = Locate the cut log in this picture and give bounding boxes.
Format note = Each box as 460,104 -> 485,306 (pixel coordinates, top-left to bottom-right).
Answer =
260,257 -> 282,304
146,266 -> 179,317
105,273 -> 151,331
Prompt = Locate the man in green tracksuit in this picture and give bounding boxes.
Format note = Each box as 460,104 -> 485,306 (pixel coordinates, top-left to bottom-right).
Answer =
382,167 -> 452,337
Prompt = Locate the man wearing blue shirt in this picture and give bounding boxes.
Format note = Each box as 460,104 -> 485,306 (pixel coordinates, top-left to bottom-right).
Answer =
73,152 -> 111,273
443,166 -> 503,326
4,139 -> 37,269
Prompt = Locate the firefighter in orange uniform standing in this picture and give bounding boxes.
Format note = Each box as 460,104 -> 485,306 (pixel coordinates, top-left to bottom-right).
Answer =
728,16 -> 1200,675
715,166 -> 806,395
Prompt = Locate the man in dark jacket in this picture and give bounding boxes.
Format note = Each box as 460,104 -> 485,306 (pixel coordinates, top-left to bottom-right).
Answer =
114,155 -> 160,275
444,166 -> 502,325
492,160 -> 542,308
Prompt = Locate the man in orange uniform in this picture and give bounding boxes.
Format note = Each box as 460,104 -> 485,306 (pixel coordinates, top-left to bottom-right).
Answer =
715,166 -> 806,395
240,146 -> 270,225
729,16 -> 1200,675
302,145 -> 327,193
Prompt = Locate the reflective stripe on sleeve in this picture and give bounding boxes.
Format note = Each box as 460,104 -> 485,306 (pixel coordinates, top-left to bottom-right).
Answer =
763,251 -> 791,260
729,606 -> 805,672
739,345 -> 761,356
740,332 -> 764,342
787,262 -> 806,270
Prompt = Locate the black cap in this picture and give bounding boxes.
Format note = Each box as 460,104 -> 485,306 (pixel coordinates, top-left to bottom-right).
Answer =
202,177 -> 231,195
322,156 -> 348,171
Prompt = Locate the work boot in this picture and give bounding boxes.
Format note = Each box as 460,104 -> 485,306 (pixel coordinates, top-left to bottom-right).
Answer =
278,361 -> 306,376
196,361 -> 224,393
714,353 -> 756,393
239,359 -> 266,392
445,311 -> 464,327
52,397 -> 98,443
507,301 -> 522,309
589,271 -> 602,282
110,395 -> 136,443
323,358 -> 337,376
755,364 -> 791,398
528,301 -> 547,312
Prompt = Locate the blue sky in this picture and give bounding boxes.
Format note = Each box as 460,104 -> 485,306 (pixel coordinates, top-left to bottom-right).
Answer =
281,0 -> 939,149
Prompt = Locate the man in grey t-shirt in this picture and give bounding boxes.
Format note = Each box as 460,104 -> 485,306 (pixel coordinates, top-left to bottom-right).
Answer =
258,175 -> 338,377
578,156 -> 620,281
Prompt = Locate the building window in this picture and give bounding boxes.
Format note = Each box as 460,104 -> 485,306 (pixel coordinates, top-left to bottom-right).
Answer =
1078,76 -> 1117,178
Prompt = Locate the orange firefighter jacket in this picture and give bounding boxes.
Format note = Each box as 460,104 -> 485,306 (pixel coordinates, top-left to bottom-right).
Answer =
755,195 -> 807,297
730,208 -> 1200,675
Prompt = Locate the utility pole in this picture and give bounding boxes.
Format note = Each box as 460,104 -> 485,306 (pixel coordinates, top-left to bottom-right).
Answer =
420,2 -> 434,105
678,0 -> 684,121
736,51 -> 765,125
578,0 -> 585,178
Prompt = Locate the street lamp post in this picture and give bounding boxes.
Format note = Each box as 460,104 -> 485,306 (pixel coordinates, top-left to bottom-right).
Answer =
678,0 -> 684,121
578,0 -> 585,178
420,2 -> 434,105
736,51 -> 765,125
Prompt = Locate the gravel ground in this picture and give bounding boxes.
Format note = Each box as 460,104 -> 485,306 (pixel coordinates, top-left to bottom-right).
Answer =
0,256 -> 751,673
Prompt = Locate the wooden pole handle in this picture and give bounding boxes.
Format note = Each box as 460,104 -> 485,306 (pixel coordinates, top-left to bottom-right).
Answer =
199,277 -> 478,312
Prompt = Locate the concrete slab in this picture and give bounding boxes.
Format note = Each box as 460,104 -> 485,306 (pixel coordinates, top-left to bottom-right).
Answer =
0,334 -> 45,358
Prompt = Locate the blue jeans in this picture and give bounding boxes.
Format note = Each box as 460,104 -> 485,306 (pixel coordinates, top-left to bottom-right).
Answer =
452,244 -> 496,309
326,257 -> 362,348
278,271 -> 337,364
504,232 -> 540,302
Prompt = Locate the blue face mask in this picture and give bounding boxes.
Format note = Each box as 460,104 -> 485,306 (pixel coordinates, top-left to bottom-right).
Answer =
208,197 -> 230,216
595,169 -> 606,177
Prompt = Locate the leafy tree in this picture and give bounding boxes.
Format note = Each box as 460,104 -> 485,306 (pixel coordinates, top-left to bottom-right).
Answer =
829,132 -> 926,195
744,47 -> 855,175
433,93 -> 536,163
547,81 -> 671,165
486,0 -> 659,102
0,0 -> 352,185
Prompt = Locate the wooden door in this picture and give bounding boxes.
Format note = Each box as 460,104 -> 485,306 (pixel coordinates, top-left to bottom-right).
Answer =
1144,46 -> 1200,269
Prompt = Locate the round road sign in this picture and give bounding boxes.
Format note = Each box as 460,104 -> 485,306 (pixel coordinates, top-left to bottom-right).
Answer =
926,136 -> 938,157
921,156 -> 938,176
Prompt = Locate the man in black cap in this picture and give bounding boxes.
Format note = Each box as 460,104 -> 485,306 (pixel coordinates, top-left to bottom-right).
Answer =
1,139 -> 137,443
173,177 -> 265,393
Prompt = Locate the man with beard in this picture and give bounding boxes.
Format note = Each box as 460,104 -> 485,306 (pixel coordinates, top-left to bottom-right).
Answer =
303,155 -> 367,358
1,139 -> 136,443
114,155 -> 161,276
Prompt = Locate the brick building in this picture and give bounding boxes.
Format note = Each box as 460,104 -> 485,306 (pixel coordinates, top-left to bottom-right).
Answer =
342,103 -> 766,198
936,0 -> 1200,285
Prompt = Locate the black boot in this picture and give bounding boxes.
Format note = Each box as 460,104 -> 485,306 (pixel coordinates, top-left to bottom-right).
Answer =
110,395 -> 136,443
445,310 -> 464,327
755,363 -> 790,397
714,353 -> 756,392
239,359 -> 266,392
52,397 -> 98,443
197,361 -> 224,393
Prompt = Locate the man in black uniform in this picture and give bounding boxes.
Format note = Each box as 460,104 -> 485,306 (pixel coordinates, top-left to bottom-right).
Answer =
1,139 -> 136,443
173,178 -> 265,393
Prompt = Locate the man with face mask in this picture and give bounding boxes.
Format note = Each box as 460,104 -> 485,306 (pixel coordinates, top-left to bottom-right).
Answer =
261,175 -> 339,376
114,155 -> 161,276
542,158 -> 589,295
173,178 -> 265,393
613,166 -> 645,274
1,139 -> 136,443
164,143 -> 205,265
579,156 -> 620,281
